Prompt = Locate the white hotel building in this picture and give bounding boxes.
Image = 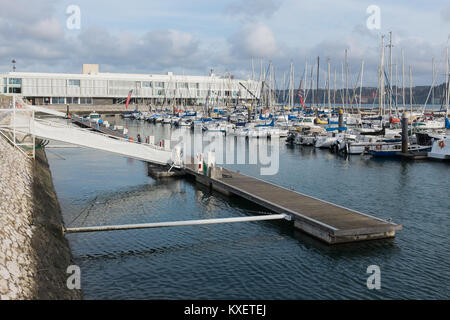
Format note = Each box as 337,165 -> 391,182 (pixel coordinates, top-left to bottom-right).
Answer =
0,64 -> 261,107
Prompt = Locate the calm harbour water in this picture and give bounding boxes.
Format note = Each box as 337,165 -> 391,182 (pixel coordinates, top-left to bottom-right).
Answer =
46,116 -> 450,299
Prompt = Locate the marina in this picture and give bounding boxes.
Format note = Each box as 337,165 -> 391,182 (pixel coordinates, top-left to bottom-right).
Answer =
1,89 -> 449,299
45,121 -> 450,300
0,1 -> 449,303
2,97 -> 405,244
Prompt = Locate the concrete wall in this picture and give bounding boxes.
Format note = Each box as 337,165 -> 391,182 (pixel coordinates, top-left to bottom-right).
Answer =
93,98 -> 114,105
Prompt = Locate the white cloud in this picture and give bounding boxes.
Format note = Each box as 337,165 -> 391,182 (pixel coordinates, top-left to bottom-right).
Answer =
440,5 -> 450,22
0,0 -> 448,86
26,17 -> 64,41
230,23 -> 278,59
224,0 -> 282,19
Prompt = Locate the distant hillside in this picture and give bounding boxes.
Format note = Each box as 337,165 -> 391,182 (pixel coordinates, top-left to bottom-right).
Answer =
275,82 -> 448,106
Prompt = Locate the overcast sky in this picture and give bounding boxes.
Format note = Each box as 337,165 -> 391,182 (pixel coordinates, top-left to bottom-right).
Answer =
1,0 -> 449,87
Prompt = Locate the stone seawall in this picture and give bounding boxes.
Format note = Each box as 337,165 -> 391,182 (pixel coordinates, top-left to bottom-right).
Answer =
0,136 -> 82,300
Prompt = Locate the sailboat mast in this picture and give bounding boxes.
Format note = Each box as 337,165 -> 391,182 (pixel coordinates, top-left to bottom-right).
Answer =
446,47 -> 449,117
333,68 -> 337,107
267,61 -> 272,109
304,61 -> 308,86
409,66 -> 413,113
388,31 -> 393,114
303,61 -> 308,105
251,57 -> 255,81
345,49 -> 348,109
310,66 -> 314,107
359,60 -> 365,111
341,62 -> 345,108
316,56 -> 320,108
289,60 -> 295,108
395,58 -> 398,110
327,58 -> 331,111
379,35 -> 385,116
292,62 -> 295,108
402,48 -> 405,107
431,57 -> 434,105
270,63 -> 276,109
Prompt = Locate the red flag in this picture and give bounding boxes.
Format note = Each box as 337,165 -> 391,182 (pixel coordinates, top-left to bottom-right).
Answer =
297,89 -> 306,109
125,89 -> 133,109
299,95 -> 306,109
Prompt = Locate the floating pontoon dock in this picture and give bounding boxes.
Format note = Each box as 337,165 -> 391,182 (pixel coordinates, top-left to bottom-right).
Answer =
185,167 -> 402,244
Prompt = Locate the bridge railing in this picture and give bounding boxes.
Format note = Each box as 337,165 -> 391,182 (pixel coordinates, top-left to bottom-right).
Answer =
33,116 -> 173,153
1,95 -> 183,167
0,95 -> 35,159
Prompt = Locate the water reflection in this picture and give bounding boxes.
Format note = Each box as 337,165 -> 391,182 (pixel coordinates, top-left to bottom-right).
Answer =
45,119 -> 450,300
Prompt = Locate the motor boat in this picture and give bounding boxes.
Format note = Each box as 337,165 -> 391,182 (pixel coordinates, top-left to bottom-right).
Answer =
428,135 -> 450,160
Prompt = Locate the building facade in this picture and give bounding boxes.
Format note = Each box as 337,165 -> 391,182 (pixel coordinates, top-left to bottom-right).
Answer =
0,65 -> 261,107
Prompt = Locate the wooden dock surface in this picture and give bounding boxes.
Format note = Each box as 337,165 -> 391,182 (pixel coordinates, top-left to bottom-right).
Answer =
186,166 -> 401,244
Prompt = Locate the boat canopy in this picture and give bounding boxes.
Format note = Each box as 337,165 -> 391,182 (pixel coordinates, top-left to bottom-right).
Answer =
328,120 -> 347,125
326,127 -> 347,132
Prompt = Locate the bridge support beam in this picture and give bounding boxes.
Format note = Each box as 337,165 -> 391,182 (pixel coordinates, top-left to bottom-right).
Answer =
64,214 -> 291,234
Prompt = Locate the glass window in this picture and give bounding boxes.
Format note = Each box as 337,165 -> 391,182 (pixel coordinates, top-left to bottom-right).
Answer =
73,97 -> 79,104
68,79 -> 81,86
8,87 -> 21,93
154,82 -> 165,88
142,81 -> 152,88
66,97 -> 72,104
8,78 -> 22,85
50,97 -> 65,104
80,98 -> 92,104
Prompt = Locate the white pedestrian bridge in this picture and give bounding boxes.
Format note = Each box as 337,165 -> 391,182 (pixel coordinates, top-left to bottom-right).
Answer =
0,97 -> 181,167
